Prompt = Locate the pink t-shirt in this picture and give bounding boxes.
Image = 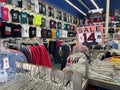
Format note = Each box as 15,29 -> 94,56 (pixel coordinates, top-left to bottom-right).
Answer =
1,6 -> 9,21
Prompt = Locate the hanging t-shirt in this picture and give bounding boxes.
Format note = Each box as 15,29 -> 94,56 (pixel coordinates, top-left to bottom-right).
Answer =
41,18 -> 46,27
22,0 -> 27,9
18,0 -> 22,8
56,29 -> 60,39
48,6 -> 52,17
1,6 -> 9,21
57,22 -> 61,29
70,25 -> 74,31
31,4 -> 35,12
0,3 -> 2,21
46,19 -> 50,28
45,4 -> 49,16
0,22 -> 3,38
33,15 -> 42,26
67,24 -> 70,31
11,24 -> 22,37
1,22 -> 12,38
42,4 -> 46,15
29,27 -> 36,38
62,22 -> 64,30
21,24 -> 29,37
0,0 -> 5,2
47,29 -> 52,38
20,12 -> 28,24
28,14 -> 33,25
39,2 -> 42,14
50,20 -> 56,28
36,27 -> 41,37
35,4 -> 39,13
12,0 -> 18,6
10,9 -> 20,23
64,24 -> 67,30
51,29 -> 56,39
41,29 -> 47,38
6,0 -> 12,4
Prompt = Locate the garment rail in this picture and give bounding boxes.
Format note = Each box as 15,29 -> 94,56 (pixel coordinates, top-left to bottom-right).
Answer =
14,61 -> 82,90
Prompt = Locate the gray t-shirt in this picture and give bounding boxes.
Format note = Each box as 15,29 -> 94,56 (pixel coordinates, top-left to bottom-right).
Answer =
22,0 -> 27,9
46,19 -> 50,28
12,0 -> 18,6
6,0 -> 12,4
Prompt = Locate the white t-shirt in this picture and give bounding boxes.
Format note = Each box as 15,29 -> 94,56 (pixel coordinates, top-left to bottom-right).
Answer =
45,4 -> 49,16
21,25 -> 29,37
46,19 -> 50,28
36,27 -> 41,37
22,0 -> 27,9
31,5 -> 35,12
62,22 -> 64,30
35,4 -> 39,13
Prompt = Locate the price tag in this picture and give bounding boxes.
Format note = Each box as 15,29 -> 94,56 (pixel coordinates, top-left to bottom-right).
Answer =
3,57 -> 10,69
78,32 -> 103,43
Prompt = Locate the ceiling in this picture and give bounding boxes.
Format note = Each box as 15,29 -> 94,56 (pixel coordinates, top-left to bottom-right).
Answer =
44,0 -> 120,18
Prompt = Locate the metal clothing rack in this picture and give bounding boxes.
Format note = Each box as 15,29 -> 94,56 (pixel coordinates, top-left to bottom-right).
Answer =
15,61 -> 82,90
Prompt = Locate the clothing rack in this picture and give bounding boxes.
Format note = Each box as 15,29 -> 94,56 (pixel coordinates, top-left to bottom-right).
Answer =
15,61 -> 82,90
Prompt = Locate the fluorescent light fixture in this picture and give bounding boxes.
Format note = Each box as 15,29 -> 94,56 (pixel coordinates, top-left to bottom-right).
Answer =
65,0 -> 86,16
90,0 -> 102,13
89,8 -> 103,13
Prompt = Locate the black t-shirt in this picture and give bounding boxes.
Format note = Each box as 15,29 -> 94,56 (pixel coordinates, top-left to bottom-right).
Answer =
48,6 -> 52,17
29,27 -> 36,38
28,14 -> 34,25
41,18 -> 46,27
57,22 -> 61,29
0,22 -> 4,38
47,29 -> 52,38
109,28 -> 114,34
39,2 -> 42,14
11,24 -> 22,37
67,31 -> 76,37
63,13 -> 67,21
10,9 -> 20,23
18,0 -> 22,8
2,22 -> 12,38
41,29 -> 47,38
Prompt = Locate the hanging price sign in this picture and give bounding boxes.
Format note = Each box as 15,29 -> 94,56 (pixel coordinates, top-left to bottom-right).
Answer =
77,25 -> 104,44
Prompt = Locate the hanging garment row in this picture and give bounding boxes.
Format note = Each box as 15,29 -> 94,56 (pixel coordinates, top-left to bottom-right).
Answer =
0,48 -> 27,83
12,61 -> 82,90
0,39 -> 52,83
0,22 -> 76,38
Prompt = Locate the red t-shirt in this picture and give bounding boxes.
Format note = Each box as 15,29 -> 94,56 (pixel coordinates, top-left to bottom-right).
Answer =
0,0 -> 5,2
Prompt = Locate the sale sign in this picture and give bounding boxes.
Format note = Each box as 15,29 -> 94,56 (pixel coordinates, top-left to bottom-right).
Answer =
77,25 -> 104,44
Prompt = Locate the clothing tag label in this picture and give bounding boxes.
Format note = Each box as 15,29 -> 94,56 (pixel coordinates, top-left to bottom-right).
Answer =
3,57 -> 10,69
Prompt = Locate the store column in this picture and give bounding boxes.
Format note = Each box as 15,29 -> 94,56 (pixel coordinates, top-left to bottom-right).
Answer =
105,0 -> 110,39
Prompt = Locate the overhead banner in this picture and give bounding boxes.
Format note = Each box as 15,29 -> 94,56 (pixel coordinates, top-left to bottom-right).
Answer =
77,25 -> 104,44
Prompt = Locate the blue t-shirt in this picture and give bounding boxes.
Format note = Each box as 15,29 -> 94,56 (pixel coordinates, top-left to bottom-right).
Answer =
0,51 -> 27,82
20,12 -> 28,24
56,29 -> 60,39
107,41 -> 119,49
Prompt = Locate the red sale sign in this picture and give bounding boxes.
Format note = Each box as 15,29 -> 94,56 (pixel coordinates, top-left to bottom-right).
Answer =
77,25 -> 104,44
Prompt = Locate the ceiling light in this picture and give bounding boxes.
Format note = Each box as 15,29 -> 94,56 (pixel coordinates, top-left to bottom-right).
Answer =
90,0 -> 102,13
65,0 -> 86,16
